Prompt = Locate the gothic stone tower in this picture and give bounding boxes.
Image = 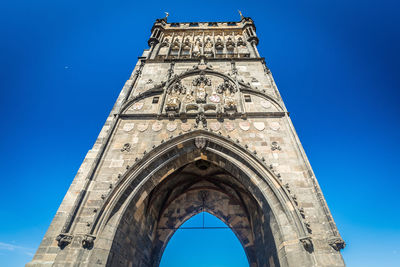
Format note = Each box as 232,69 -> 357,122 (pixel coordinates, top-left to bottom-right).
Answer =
28,15 -> 346,267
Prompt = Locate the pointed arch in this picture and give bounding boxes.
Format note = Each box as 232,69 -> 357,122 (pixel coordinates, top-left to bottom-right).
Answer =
87,130 -> 313,266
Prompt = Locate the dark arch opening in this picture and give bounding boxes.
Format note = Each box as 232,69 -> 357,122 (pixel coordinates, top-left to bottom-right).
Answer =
159,212 -> 249,267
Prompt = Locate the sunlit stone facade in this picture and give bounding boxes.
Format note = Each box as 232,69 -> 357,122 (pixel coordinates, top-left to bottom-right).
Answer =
27,14 -> 345,267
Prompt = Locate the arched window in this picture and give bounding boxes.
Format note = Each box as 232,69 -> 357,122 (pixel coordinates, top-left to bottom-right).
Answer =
160,212 -> 249,267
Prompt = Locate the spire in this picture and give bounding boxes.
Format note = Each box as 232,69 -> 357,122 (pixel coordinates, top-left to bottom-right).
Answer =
238,10 -> 244,20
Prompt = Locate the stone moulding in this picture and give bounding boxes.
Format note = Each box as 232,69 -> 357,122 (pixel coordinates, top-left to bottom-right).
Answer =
86,130 -> 311,249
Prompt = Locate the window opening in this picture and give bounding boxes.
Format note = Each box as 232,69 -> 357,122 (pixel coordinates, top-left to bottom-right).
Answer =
152,96 -> 159,104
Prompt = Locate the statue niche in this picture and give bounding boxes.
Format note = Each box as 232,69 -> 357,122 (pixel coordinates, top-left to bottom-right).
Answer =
217,79 -> 237,114
192,74 -> 211,103
165,79 -> 186,117
204,37 -> 213,57
237,36 -> 249,57
192,38 -> 202,57
158,38 -> 170,56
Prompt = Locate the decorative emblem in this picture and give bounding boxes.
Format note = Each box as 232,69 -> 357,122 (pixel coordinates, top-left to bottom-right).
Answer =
195,113 -> 207,128
209,93 -> 221,103
269,122 -> 280,131
260,100 -> 271,109
166,122 -> 177,132
239,121 -> 250,131
137,123 -> 148,132
210,122 -> 221,132
216,79 -> 236,94
121,143 -> 131,152
195,136 -> 207,149
132,102 -> 144,110
152,122 -> 163,132
224,121 -> 235,132
181,122 -> 192,132
167,79 -> 186,94
271,141 -> 281,151
254,122 -> 265,131
122,123 -> 135,132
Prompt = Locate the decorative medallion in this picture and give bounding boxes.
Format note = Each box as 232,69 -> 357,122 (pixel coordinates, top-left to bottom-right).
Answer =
239,121 -> 251,131
121,143 -> 131,152
270,122 -> 280,131
166,122 -> 177,132
271,141 -> 281,151
181,122 -> 192,132
209,122 -> 221,132
132,102 -> 144,110
254,122 -> 265,131
152,122 -> 163,132
122,123 -> 135,132
195,136 -> 207,149
260,100 -> 271,109
137,123 -> 148,132
224,121 -> 235,132
209,93 -> 221,103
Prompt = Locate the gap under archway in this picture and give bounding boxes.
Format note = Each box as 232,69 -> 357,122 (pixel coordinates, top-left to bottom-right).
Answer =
160,212 -> 249,267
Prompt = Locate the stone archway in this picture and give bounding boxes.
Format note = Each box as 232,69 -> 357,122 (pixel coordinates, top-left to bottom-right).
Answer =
87,130 -> 313,267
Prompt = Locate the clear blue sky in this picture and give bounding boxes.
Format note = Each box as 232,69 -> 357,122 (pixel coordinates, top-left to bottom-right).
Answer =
1,0 -> 399,266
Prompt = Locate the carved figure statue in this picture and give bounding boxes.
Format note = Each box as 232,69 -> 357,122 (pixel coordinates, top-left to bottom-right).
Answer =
204,38 -> 213,57
166,91 -> 180,111
166,80 -> 186,114
158,38 -> 170,56
224,89 -> 236,110
196,85 -> 207,103
192,38 -> 202,57
192,74 -> 211,103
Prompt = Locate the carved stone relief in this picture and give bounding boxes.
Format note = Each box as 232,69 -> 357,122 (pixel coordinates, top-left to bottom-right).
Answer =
181,122 -> 192,132
254,122 -> 265,131
132,102 -> 144,111
260,100 -> 271,109
166,122 -> 177,132
192,74 -> 211,103
239,121 -> 251,131
224,121 -> 235,132
269,122 -> 280,131
137,123 -> 149,132
166,79 -> 187,117
209,122 -> 221,132
152,122 -> 163,132
122,123 -> 135,132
